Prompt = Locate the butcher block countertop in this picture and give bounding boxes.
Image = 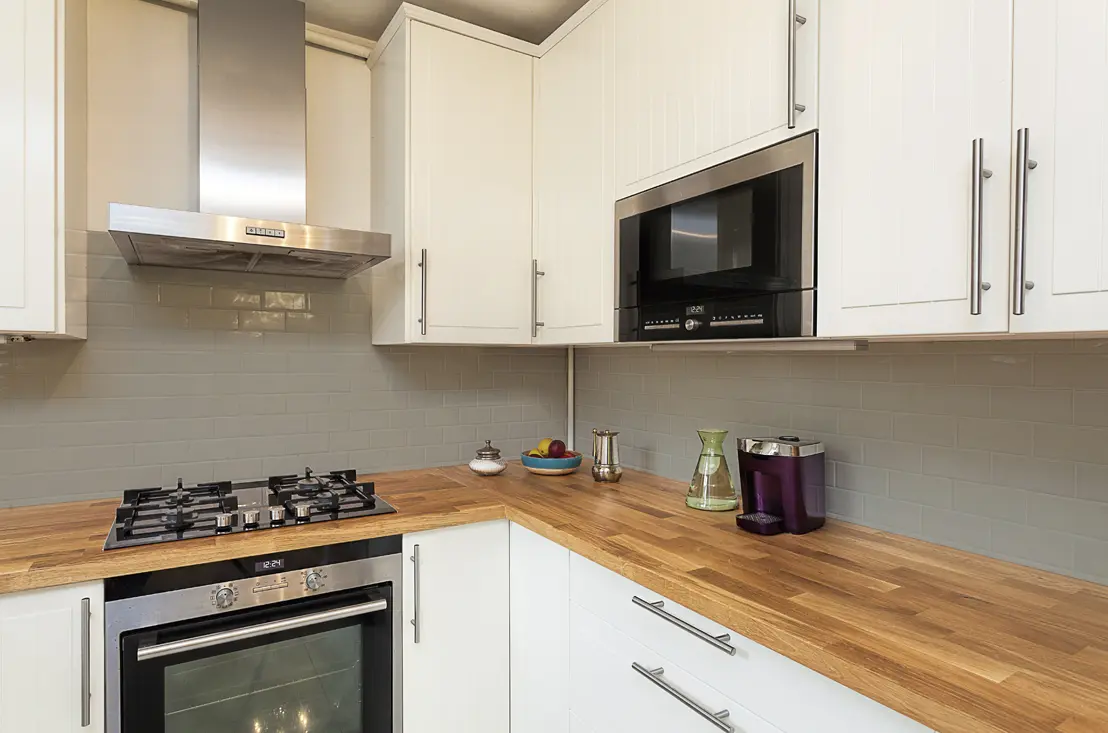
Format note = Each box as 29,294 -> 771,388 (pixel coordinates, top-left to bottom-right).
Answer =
1,464 -> 1106,732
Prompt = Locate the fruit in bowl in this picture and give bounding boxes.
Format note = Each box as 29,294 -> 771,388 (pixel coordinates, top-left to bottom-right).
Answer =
521,438 -> 582,475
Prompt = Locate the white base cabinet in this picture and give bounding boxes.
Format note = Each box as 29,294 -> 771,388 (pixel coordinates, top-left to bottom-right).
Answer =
0,581 -> 103,733
403,520 -> 509,733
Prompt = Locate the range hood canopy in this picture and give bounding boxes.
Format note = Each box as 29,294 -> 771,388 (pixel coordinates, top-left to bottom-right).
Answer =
108,0 -> 389,279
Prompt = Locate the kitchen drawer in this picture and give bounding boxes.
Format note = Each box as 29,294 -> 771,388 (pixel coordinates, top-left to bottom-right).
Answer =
570,601 -> 783,733
569,553 -> 931,733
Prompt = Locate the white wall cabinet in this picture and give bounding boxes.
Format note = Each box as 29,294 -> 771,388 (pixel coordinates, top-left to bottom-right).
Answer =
0,581 -> 104,733
371,17 -> 534,345
613,0 -> 818,200
1011,0 -> 1108,333
403,520 -> 510,733
817,0 -> 1013,338
0,0 -> 86,338
533,0 -> 616,345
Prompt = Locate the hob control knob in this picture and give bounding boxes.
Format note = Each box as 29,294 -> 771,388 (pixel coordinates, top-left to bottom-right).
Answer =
215,513 -> 233,532
684,318 -> 702,332
294,503 -> 312,522
242,509 -> 260,528
214,587 -> 235,609
305,572 -> 323,591
269,506 -> 286,525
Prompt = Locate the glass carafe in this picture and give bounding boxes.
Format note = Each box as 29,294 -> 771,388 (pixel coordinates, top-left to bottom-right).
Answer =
686,429 -> 738,511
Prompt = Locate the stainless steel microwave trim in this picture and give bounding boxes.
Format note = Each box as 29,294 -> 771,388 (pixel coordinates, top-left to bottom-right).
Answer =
615,132 -> 817,291
105,552 -> 402,733
136,598 -> 388,661
738,437 -> 824,458
108,0 -> 391,279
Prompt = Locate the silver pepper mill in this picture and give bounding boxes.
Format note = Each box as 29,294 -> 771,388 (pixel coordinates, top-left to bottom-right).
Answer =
592,429 -> 623,483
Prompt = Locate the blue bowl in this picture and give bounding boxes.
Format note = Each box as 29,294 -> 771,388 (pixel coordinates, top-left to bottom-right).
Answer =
520,452 -> 583,474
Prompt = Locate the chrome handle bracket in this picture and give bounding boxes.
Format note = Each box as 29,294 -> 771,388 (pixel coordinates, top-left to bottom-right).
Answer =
632,596 -> 736,655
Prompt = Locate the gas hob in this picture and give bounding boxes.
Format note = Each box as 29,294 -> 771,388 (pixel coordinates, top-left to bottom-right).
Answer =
103,468 -> 397,550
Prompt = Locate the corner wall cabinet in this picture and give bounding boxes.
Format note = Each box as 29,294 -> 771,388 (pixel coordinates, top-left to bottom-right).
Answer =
370,17 -> 534,345
0,581 -> 104,732
0,0 -> 86,338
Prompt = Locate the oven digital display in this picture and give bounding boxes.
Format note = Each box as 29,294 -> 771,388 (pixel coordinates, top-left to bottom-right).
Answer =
255,558 -> 285,573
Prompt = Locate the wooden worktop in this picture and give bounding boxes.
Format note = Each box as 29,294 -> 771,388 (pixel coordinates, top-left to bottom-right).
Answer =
1,464 -> 1105,732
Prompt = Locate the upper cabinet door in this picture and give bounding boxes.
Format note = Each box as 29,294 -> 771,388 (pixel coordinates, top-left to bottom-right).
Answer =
613,0 -> 817,199
817,0 -> 1013,338
0,0 -> 59,334
409,22 -> 534,344
1011,0 -> 1108,333
534,1 -> 615,345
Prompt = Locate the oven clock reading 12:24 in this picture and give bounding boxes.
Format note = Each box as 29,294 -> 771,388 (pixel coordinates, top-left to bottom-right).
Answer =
255,557 -> 285,573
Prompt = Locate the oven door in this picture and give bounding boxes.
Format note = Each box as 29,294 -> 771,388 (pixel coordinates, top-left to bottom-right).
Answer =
118,587 -> 392,733
616,133 -> 816,340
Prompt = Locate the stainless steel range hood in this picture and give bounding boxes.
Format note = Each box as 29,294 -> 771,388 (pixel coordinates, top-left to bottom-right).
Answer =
108,0 -> 389,279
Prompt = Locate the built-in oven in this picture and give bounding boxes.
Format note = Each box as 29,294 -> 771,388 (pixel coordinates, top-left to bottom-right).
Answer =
616,132 -> 817,341
105,537 -> 401,733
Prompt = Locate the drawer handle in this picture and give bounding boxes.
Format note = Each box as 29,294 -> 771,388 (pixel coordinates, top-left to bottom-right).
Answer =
631,662 -> 734,732
632,596 -> 736,656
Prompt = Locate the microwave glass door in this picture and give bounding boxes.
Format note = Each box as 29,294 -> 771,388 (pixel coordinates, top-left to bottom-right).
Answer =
119,588 -> 392,733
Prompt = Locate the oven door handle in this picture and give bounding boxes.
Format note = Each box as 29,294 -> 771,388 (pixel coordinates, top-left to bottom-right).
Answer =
135,598 -> 388,661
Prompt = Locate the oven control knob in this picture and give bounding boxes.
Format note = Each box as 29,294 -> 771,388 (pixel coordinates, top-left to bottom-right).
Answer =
214,587 -> 235,609
684,318 -> 702,332
305,572 -> 323,591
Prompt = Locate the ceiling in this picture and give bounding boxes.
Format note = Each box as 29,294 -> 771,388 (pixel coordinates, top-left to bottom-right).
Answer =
304,0 -> 590,44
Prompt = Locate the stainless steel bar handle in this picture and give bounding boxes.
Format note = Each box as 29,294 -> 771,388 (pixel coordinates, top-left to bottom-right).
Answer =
418,249 -> 428,336
532,259 -> 546,338
787,0 -> 807,129
632,596 -> 736,656
410,544 -> 421,644
80,597 -> 91,727
631,663 -> 734,732
1013,129 -> 1037,315
970,138 -> 994,316
136,599 -> 387,661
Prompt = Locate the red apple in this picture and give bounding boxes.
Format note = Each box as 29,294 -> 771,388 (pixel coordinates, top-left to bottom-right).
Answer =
548,439 -> 567,458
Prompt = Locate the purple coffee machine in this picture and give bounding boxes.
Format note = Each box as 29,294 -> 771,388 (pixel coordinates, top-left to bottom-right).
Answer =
736,436 -> 826,535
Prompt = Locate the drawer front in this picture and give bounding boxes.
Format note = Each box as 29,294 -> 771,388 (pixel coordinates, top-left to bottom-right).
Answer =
569,602 -> 783,733
570,554 -> 932,733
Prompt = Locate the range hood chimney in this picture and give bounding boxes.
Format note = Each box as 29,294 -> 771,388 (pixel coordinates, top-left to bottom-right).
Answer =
108,0 -> 389,279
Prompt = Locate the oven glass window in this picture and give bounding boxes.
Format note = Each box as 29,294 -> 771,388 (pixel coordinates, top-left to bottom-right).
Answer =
625,163 -> 805,305
163,625 -> 363,733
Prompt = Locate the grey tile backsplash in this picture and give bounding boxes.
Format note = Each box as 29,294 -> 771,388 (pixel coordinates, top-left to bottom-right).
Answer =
573,342 -> 1108,585
0,233 -> 567,506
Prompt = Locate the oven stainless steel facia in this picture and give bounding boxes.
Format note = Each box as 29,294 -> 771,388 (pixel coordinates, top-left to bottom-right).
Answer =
616,132 -> 817,341
105,538 -> 402,733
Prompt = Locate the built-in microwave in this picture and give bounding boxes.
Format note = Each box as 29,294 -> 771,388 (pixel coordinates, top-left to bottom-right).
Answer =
616,132 -> 816,342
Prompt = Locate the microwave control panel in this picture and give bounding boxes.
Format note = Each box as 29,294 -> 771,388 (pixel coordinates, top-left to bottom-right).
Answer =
620,291 -> 810,342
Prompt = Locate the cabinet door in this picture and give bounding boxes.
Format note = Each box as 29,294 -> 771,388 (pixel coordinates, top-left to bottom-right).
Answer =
817,0 -> 1013,337
613,0 -> 817,198
0,0 -> 58,334
0,581 -> 104,733
409,22 -> 533,345
534,1 -> 615,345
510,523 -> 570,733
1011,0 -> 1108,332
403,520 -> 509,733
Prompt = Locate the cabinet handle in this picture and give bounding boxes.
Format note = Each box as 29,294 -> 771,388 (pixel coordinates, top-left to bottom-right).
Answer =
80,597 -> 91,727
632,596 -> 736,656
410,544 -> 421,643
787,0 -> 807,129
970,138 -> 994,316
532,259 -> 546,338
418,249 -> 428,336
1012,128 -> 1038,316
631,663 -> 734,732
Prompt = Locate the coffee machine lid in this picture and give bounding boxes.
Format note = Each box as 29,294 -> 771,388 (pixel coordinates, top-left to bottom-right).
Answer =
739,436 -> 824,458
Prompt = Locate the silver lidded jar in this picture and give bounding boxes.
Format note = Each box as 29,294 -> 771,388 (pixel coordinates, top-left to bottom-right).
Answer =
591,428 -> 623,483
469,440 -> 507,476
